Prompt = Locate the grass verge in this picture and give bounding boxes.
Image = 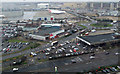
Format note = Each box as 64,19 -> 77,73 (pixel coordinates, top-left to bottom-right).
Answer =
8,39 -> 28,43
3,61 -> 28,71
90,24 -> 113,27
78,24 -> 87,28
3,55 -> 24,62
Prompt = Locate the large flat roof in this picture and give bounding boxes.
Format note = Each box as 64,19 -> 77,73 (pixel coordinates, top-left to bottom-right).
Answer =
33,11 -> 76,19
32,27 -> 61,36
77,33 -> 120,45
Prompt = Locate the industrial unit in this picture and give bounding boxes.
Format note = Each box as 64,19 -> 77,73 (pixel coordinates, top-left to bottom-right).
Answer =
76,33 -> 120,46
29,27 -> 65,41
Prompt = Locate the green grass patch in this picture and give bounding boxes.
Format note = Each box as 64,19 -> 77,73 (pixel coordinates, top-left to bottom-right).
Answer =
24,43 -> 40,49
3,43 -> 40,57
3,55 -> 24,62
90,23 -> 113,27
78,24 -> 87,28
21,61 -> 27,65
8,39 -> 28,43
78,21 -> 90,23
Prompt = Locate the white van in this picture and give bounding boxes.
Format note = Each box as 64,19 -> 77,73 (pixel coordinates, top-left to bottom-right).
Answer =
51,41 -> 58,46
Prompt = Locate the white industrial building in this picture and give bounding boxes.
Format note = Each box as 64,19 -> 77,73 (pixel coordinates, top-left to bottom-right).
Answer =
41,23 -> 61,27
37,3 -> 49,9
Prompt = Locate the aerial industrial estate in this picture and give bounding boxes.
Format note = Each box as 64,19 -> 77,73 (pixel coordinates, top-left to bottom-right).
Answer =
0,1 -> 120,73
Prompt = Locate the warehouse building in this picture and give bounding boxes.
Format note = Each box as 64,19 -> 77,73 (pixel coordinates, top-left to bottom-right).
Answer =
29,27 -> 65,41
40,23 -> 61,28
37,3 -> 49,9
76,33 -> 120,46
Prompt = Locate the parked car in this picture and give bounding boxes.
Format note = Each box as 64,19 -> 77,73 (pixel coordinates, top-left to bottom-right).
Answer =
13,68 -> 19,72
30,52 -> 37,57
45,53 -> 50,56
105,52 -> 109,55
117,66 -> 120,69
71,59 -> 76,63
90,56 -> 95,59
102,69 -> 107,73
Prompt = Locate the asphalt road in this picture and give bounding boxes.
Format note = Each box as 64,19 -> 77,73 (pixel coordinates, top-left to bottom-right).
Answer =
68,11 -> 116,30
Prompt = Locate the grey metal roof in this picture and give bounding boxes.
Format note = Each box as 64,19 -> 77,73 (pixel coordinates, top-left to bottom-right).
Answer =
33,27 -> 61,36
78,33 -> 119,45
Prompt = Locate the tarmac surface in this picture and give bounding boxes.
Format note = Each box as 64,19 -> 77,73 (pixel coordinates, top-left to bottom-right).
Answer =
4,48 -> 119,72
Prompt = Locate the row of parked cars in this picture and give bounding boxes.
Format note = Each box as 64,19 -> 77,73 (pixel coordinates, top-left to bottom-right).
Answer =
2,42 -> 30,53
41,40 -> 95,60
88,65 -> 120,74
48,51 -> 94,60
41,41 -> 71,53
2,25 -> 19,38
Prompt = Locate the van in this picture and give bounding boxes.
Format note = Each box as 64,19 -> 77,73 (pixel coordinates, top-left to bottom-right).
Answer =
51,41 -> 58,46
